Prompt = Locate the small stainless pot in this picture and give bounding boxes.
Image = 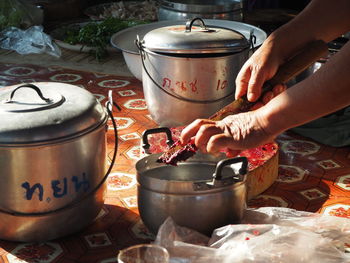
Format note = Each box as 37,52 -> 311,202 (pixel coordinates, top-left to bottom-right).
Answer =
137,129 -> 247,235
0,82 -> 118,241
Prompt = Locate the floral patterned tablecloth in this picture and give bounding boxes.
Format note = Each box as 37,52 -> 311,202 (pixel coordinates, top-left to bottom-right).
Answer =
0,63 -> 349,263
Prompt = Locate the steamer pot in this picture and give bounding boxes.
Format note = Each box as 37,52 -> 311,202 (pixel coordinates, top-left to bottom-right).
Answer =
0,82 -> 118,241
136,17 -> 252,126
136,154 -> 248,236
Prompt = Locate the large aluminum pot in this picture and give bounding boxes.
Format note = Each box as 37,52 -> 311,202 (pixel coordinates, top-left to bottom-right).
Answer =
158,0 -> 244,21
137,18 -> 251,126
0,82 -> 118,241
110,19 -> 267,81
0,177 -> 105,242
136,151 -> 248,236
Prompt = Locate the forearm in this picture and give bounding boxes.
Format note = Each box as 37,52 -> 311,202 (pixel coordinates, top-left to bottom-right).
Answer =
259,40 -> 350,135
266,0 -> 350,63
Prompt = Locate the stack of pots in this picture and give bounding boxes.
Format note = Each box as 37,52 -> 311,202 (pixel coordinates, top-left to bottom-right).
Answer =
0,82 -> 117,242
157,0 -> 244,22
137,18 -> 252,127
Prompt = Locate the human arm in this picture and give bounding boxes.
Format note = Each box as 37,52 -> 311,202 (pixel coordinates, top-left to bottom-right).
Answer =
236,0 -> 350,102
180,40 -> 350,154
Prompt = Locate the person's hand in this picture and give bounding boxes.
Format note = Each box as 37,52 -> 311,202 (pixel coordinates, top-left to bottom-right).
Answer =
180,84 -> 286,155
180,111 -> 274,157
235,41 -> 283,102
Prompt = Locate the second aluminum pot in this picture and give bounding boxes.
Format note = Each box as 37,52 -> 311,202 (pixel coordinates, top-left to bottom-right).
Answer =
0,82 -> 118,241
137,18 -> 252,126
136,154 -> 248,236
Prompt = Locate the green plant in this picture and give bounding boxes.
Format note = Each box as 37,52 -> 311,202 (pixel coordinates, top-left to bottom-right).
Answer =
64,17 -> 147,60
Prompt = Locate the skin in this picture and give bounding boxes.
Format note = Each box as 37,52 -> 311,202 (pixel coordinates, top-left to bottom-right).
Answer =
180,0 -> 350,155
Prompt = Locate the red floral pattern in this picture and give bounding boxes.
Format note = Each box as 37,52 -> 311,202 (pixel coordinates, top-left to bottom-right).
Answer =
14,244 -> 56,263
1,63 -> 350,262
329,207 -> 350,218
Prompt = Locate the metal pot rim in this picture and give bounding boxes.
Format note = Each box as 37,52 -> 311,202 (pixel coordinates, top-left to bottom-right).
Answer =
136,153 -> 247,194
159,0 -> 243,13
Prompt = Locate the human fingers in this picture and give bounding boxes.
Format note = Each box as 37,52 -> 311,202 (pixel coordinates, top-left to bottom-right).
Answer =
235,63 -> 251,100
262,91 -> 274,104
180,119 -> 215,144
194,124 -> 222,153
246,65 -> 269,102
206,133 -> 240,156
250,101 -> 264,110
272,84 -> 286,96
261,84 -> 287,105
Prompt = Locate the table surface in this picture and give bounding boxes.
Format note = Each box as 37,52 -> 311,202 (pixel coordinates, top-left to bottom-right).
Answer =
0,56 -> 350,262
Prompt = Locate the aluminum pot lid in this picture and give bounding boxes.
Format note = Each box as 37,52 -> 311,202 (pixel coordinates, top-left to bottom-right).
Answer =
0,82 -> 107,144
141,17 -> 250,54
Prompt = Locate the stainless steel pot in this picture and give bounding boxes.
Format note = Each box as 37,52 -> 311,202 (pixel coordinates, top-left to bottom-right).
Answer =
158,0 -> 244,22
110,19 -> 267,81
0,82 -> 118,241
136,155 -> 247,236
137,129 -> 247,235
136,18 -> 252,126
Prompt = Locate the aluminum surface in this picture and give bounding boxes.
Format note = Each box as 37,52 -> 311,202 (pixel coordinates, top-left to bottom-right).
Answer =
136,154 -> 247,235
0,123 -> 107,214
158,0 -> 243,21
111,19 -> 267,54
0,82 -> 106,144
0,181 -> 105,242
142,18 -> 249,54
141,48 -> 248,126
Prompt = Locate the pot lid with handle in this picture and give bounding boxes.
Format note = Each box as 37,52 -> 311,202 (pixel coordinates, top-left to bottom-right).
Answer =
0,82 -> 107,144
140,17 -> 251,54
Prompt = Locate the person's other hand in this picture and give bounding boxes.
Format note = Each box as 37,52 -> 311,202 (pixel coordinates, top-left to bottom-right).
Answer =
235,42 -> 282,102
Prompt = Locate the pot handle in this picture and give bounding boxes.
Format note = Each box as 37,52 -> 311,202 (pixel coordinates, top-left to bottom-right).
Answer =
185,17 -> 207,32
104,90 -> 119,177
142,127 -> 174,155
193,156 -> 248,191
5,83 -> 52,103
213,156 -> 248,181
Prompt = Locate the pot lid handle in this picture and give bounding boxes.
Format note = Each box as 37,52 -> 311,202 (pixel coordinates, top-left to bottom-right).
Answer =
5,83 -> 52,104
185,17 -> 212,33
1,83 -> 65,113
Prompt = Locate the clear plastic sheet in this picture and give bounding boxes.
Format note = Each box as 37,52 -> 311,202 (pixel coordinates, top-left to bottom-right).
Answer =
154,207 -> 350,263
0,26 -> 61,57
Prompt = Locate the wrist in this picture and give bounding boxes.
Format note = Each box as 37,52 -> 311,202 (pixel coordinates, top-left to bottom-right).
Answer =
255,100 -> 289,138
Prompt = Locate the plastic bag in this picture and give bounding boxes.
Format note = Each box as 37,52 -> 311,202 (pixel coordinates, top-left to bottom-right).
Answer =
154,207 -> 350,263
0,26 -> 61,57
0,0 -> 43,31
